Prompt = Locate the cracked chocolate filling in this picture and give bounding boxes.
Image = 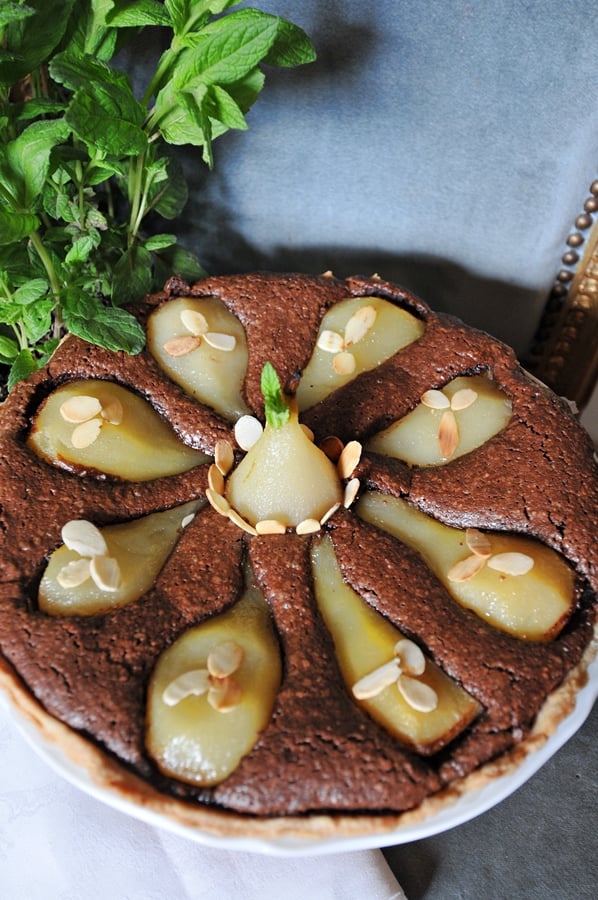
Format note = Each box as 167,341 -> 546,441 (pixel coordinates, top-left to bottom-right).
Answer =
0,272 -> 596,820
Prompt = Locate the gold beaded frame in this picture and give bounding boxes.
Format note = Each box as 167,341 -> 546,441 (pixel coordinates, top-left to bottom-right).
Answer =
526,179 -> 598,410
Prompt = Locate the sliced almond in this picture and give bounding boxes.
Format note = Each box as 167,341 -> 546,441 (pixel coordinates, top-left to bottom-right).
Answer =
207,641 -> 244,679
180,308 -> 208,336
319,435 -> 344,462
317,329 -> 344,353
208,676 -> 242,712
206,488 -> 230,516
450,387 -> 478,411
487,552 -> 534,576
296,518 -> 321,535
394,638 -> 426,676
397,675 -> 438,712
255,519 -> 287,535
100,397 -> 124,426
438,409 -> 459,458
343,477 -> 360,508
338,440 -> 362,479
163,335 -> 201,357
352,659 -> 400,699
214,439 -> 234,475
181,513 -> 195,528
465,528 -> 492,558
344,304 -> 376,346
234,415 -> 263,451
71,417 -> 103,449
421,389 -> 450,410
227,507 -> 258,535
61,520 -> 108,558
163,669 -> 210,706
59,395 -> 102,424
89,555 -> 121,592
203,332 -> 236,352
208,463 -> 225,495
300,423 -> 315,442
56,558 -> 91,589
320,502 -> 341,525
333,350 -> 356,375
447,553 -> 487,583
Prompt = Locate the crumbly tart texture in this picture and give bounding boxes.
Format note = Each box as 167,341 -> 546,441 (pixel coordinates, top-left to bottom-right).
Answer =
0,272 -> 596,840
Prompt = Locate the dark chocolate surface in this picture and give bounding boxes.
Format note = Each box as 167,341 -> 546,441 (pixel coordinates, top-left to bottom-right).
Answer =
0,272 -> 596,819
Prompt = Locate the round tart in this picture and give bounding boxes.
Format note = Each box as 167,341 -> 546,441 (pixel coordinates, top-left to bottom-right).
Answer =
0,272 -> 596,841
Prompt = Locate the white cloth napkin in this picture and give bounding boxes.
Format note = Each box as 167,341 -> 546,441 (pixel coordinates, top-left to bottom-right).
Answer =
0,705 -> 405,900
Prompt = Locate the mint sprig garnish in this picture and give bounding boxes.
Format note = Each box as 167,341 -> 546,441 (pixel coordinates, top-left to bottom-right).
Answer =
261,362 -> 290,429
0,1 -> 315,393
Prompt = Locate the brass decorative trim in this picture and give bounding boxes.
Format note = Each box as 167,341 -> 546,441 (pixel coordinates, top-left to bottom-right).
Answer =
526,179 -> 598,410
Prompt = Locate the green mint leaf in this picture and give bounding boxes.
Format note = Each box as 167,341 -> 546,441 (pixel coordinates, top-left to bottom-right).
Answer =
111,244 -> 153,305
0,4 -> 35,28
7,348 -> 38,390
205,83 -> 248,132
263,18 -> 316,68
107,0 -> 171,28
152,243 -> 206,289
12,279 -> 49,305
0,209 -> 40,244
1,119 -> 71,210
165,2 -> 237,37
0,0 -> 76,87
147,154 -> 188,219
0,334 -> 19,363
174,9 -> 279,86
62,291 -> 146,354
261,362 -> 290,429
66,84 -> 148,156
22,298 -> 54,343
144,233 -> 177,251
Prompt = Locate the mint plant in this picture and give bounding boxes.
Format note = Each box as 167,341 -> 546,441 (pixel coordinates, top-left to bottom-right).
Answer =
0,1 -> 315,392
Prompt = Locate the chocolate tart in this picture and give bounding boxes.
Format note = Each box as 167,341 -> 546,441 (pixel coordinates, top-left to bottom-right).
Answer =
0,272 -> 596,842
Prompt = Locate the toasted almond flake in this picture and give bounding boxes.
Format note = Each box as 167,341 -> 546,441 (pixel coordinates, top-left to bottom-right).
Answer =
447,553 -> 487,583
300,423 -> 315,442
333,350 -> 356,375
206,488 -> 230,516
296,518 -> 321,535
352,659 -> 400,699
61,519 -> 108,558
317,329 -> 344,353
227,508 -> 258,535
163,669 -> 210,706
180,308 -> 208,336
319,435 -> 344,461
208,463 -> 225,495
203,331 -> 236,352
234,415 -> 263,450
100,397 -> 124,426
344,304 -> 376,346
56,558 -> 91,589
394,638 -> 426,676
163,335 -> 201,357
397,675 -> 438,712
450,387 -> 478,411
343,477 -> 360,508
60,395 -> 102,424
487,552 -> 534,576
321,269 -> 334,278
208,676 -> 242,712
338,439 -> 362,479
465,528 -> 492,558
255,519 -> 287,535
181,513 -> 195,528
214,439 -> 234,475
320,502 -> 341,525
421,389 -> 450,410
71,417 -> 103,449
89,555 -> 121,592
207,641 -> 244,679
438,409 -> 459,458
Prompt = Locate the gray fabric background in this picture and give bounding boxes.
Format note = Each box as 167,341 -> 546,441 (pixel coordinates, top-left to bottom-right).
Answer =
124,0 -> 598,356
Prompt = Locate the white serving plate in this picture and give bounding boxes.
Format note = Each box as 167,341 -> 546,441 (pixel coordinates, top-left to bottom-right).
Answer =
4,644 -> 597,857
